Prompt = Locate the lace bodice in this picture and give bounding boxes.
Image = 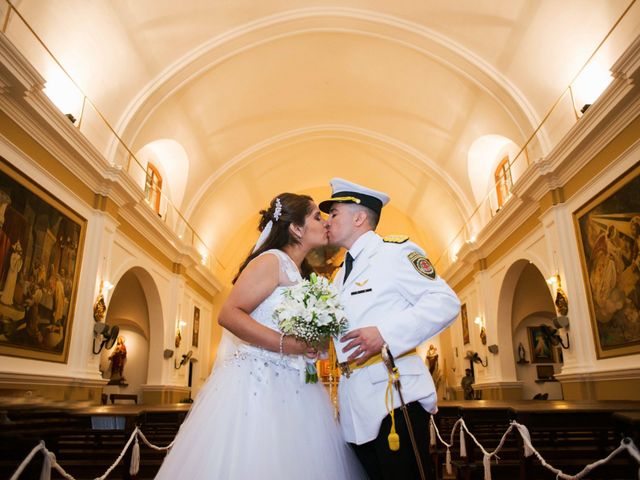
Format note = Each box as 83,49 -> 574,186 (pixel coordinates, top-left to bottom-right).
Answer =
226,249 -> 307,378
249,249 -> 302,331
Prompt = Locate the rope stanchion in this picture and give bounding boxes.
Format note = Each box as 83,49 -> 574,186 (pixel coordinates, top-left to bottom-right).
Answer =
8,426 -> 175,480
136,428 -> 175,451
8,417 -> 640,480
10,441 -> 44,480
429,416 -> 640,480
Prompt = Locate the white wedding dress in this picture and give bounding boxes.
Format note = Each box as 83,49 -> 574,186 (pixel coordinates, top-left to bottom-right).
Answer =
155,249 -> 367,479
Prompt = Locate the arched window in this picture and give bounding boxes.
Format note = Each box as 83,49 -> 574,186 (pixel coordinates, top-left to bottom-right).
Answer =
145,163 -> 162,214
494,156 -> 513,209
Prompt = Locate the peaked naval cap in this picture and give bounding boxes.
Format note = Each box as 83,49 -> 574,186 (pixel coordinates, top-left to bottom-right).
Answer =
319,178 -> 390,216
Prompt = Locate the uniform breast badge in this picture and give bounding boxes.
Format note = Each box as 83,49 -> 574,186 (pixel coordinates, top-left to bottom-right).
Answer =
407,252 -> 436,280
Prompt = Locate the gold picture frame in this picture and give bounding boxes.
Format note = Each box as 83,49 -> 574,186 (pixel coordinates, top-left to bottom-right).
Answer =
0,157 -> 86,362
461,303 -> 470,345
574,163 -> 640,358
192,306 -> 200,348
528,326 -> 555,364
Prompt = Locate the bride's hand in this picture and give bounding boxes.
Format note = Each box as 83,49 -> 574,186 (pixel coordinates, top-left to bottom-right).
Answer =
283,336 -> 317,357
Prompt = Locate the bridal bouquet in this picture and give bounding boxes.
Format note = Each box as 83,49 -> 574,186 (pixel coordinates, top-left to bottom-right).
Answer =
273,273 -> 349,383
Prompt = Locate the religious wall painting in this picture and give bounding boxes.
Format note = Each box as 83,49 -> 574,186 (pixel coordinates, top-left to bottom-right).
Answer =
528,326 -> 554,364
461,303 -> 470,345
574,163 -> 640,359
192,306 -> 200,348
0,157 -> 86,362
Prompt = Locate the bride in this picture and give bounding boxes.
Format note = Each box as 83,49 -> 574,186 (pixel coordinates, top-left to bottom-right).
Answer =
155,193 -> 366,479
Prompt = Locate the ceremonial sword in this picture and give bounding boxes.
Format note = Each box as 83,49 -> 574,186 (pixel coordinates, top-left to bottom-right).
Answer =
381,344 -> 427,480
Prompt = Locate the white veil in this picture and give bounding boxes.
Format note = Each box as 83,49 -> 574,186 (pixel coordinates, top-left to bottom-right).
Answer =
212,219 -> 275,372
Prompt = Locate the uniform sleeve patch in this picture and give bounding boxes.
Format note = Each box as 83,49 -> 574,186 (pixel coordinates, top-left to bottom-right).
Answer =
408,252 -> 436,279
383,235 -> 409,244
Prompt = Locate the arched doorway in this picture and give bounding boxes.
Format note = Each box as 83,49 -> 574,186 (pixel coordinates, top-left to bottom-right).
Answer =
100,266 -> 163,403
498,260 -> 563,400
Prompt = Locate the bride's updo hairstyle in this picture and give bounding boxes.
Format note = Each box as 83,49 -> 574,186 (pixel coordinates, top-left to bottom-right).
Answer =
233,193 -> 314,283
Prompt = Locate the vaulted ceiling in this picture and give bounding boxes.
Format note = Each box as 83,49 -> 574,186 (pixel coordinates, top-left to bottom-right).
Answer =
4,0 -> 639,279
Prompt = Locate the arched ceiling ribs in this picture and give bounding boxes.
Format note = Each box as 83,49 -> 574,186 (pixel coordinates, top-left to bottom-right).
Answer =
110,7 -> 545,160
183,124 -> 474,223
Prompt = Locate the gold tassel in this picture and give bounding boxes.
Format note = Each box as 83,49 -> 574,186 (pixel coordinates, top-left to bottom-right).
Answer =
445,448 -> 452,474
460,426 -> 467,457
483,453 -> 492,480
385,369 -> 400,451
129,436 -> 140,476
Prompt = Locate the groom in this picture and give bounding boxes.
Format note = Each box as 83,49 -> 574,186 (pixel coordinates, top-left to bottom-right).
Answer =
320,178 -> 460,480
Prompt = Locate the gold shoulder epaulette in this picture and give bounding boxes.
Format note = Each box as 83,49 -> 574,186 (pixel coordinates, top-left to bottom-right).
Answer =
383,235 -> 409,244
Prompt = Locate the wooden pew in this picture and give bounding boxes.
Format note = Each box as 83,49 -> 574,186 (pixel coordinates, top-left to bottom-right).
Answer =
432,400 -> 640,480
0,402 -> 190,480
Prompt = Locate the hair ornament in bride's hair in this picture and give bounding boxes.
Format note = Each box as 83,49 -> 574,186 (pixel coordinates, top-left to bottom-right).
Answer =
252,197 -> 282,253
273,197 -> 282,221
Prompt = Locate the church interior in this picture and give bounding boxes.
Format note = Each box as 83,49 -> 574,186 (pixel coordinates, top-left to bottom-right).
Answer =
1,0 -> 640,478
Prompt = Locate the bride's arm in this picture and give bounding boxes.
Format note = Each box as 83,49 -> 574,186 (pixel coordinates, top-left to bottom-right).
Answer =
219,254 -> 311,355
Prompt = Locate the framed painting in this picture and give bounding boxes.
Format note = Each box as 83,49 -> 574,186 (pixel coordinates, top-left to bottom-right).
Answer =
461,303 -> 470,345
192,306 -> 200,348
528,326 -> 554,364
0,157 -> 86,362
574,163 -> 640,358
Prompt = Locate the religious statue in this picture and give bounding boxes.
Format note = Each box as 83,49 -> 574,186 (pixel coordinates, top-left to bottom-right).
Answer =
461,368 -> 475,400
93,292 -> 106,323
108,336 -> 127,383
517,342 -> 527,363
426,344 -> 439,375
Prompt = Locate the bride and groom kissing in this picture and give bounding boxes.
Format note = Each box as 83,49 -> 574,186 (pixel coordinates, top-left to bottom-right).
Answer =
155,178 -> 461,480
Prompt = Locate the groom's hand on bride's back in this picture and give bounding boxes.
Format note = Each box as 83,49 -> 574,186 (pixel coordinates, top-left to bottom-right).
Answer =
341,327 -> 384,365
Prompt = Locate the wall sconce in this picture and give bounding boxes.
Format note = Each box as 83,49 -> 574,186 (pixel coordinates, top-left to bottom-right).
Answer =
163,349 -> 174,359
174,350 -> 193,369
466,351 -> 488,367
488,344 -> 499,355
92,322 -> 119,354
539,324 -> 570,350
474,316 -> 487,345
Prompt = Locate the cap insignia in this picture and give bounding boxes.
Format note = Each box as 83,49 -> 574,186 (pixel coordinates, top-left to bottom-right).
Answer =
407,252 -> 436,280
331,196 -> 361,204
383,235 -> 409,244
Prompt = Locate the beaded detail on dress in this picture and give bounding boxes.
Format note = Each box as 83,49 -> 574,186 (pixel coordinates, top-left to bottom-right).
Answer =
226,249 -> 306,376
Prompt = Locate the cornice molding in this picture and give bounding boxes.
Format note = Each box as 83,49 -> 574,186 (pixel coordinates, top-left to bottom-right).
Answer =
472,381 -> 524,390
0,371 -> 108,387
515,38 -> 640,204
555,367 -> 640,383
0,31 -> 45,90
117,204 -> 223,294
1,38 -> 223,293
141,384 -> 191,392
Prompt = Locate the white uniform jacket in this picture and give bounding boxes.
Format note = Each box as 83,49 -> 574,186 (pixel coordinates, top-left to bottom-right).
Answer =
335,231 -> 460,445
